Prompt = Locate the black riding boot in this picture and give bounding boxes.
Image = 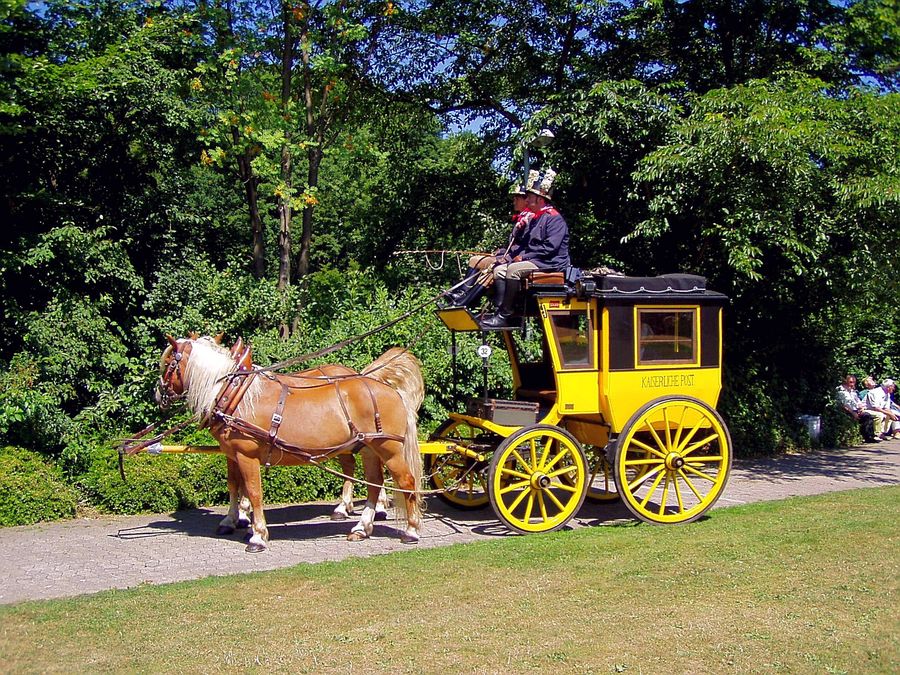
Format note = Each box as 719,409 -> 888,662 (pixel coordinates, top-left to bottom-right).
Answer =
443,268 -> 479,306
480,278 -> 517,329
456,279 -> 488,308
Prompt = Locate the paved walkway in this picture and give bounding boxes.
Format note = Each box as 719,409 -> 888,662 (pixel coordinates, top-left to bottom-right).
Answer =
2,442 -> 898,605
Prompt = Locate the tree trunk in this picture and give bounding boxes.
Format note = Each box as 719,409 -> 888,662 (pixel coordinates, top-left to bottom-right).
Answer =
296,147 -> 321,279
277,1 -> 295,338
234,142 -> 265,278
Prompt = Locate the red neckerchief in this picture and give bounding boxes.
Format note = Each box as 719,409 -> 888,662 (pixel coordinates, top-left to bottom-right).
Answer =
537,205 -> 559,217
513,209 -> 533,230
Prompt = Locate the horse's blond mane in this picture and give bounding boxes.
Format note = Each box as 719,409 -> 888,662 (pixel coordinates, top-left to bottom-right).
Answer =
182,338 -> 261,421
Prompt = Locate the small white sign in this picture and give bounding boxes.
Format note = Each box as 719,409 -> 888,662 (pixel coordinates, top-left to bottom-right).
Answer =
477,344 -> 492,358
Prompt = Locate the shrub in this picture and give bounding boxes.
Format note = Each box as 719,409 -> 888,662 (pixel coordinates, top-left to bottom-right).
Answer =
79,453 -> 192,514
0,447 -> 79,526
80,442 -> 357,515
820,403 -> 863,449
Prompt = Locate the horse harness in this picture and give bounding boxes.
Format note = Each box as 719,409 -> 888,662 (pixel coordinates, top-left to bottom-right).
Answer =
202,342 -> 404,466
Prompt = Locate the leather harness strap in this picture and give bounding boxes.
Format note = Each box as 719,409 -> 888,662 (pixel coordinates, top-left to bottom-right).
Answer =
213,410 -> 404,463
205,347 -> 404,463
269,383 -> 289,441
332,379 -> 363,440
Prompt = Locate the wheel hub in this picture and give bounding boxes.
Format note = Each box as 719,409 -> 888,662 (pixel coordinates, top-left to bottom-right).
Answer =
530,472 -> 552,490
665,452 -> 685,470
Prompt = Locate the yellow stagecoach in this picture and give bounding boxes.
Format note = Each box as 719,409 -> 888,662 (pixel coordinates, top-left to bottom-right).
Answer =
422,271 -> 732,534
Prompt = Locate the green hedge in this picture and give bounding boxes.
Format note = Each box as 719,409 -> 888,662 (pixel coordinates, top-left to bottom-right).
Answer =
0,447 -> 79,526
76,447 -> 353,516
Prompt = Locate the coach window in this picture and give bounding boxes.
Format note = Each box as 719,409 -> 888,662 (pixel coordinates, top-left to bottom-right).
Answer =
549,310 -> 593,369
637,308 -> 698,365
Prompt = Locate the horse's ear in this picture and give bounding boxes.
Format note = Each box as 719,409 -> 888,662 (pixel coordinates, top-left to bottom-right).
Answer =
188,331 -> 199,340
213,332 -> 224,344
230,337 -> 244,358
166,335 -> 179,350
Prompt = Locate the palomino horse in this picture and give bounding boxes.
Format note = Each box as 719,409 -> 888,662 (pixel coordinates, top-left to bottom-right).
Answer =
155,336 -> 424,551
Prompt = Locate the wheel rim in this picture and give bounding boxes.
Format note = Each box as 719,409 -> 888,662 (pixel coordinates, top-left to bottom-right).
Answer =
489,426 -> 588,533
426,419 -> 495,508
615,398 -> 731,524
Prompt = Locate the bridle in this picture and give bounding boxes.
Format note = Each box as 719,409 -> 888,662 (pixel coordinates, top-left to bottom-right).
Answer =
156,337 -> 191,409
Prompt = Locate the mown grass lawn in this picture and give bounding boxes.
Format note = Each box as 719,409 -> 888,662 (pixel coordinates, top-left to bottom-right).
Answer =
1,486 -> 898,674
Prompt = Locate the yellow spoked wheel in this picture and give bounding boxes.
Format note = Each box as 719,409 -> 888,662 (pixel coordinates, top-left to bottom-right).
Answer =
489,425 -> 589,534
614,396 -> 732,524
425,419 -> 498,509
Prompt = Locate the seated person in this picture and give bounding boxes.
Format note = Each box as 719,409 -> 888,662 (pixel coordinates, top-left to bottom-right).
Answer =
442,181 -> 536,308
835,374 -> 882,442
481,167 -> 570,329
864,377 -> 900,439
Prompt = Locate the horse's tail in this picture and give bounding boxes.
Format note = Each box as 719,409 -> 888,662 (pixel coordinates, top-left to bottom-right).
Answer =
362,348 -> 424,520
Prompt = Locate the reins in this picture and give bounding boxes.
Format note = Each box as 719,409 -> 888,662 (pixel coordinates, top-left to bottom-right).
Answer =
303,454 -> 477,498
252,292 -> 441,375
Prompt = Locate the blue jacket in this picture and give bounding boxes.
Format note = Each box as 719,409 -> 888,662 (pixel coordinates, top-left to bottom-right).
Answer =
519,206 -> 570,270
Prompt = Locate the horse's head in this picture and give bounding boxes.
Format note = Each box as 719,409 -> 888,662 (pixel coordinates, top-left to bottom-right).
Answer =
155,335 -> 193,410
155,333 -> 235,413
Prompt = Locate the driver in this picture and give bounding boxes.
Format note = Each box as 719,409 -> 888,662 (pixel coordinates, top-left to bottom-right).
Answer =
480,167 -> 569,329
442,180 -> 536,308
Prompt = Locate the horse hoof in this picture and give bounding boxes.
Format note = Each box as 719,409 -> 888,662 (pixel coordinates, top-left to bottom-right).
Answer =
347,531 -> 368,542
330,512 -> 349,521
236,519 -> 252,529
400,533 -> 420,545
216,525 -> 235,536
374,511 -> 388,522
245,542 -> 267,553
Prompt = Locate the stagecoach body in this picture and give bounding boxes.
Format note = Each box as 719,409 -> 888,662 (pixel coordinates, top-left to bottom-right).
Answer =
425,271 -> 732,533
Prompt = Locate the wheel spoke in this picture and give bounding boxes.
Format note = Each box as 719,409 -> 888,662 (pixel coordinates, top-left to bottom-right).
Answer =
681,433 -> 721,457
663,408 -> 674,452
537,437 -> 552,470
627,436 -> 668,460
674,422 -> 703,454
550,480 -> 578,494
523,491 -> 535,522
644,421 -> 669,455
624,457 -> 664,466
687,455 -> 724,464
671,405 -> 688,451
544,447 -> 572,472
499,479 -> 530,495
682,463 -> 717,482
658,472 -> 671,515
547,465 -> 578,480
673,475 -> 685,512
511,449 -> 533,473
640,470 -> 667,508
537,490 -> 549,520
628,465 -> 664,492
500,467 -> 531,481
506,484 -> 532,512
544,488 -> 566,512
678,469 -> 703,499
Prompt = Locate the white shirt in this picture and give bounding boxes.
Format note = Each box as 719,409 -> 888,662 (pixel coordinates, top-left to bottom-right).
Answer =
864,386 -> 892,411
